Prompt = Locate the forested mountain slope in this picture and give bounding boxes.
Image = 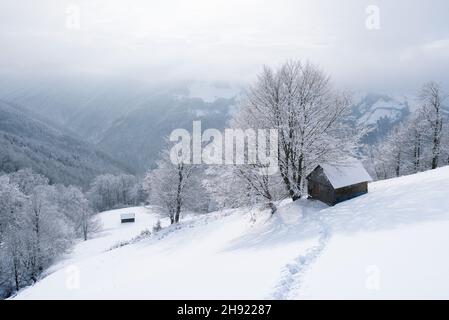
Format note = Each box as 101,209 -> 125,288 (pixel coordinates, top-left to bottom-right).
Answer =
0,79 -> 236,172
0,100 -> 131,187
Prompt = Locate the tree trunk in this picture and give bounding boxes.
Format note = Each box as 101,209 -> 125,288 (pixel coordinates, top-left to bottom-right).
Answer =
431,106 -> 442,169
83,223 -> 88,241
13,258 -> 20,292
414,134 -> 421,172
268,202 -> 277,215
279,162 -> 300,200
431,124 -> 439,169
431,138 -> 439,169
281,173 -> 297,200
173,165 -> 184,224
278,134 -> 300,201
291,193 -> 301,201
174,202 -> 181,223
395,152 -> 401,177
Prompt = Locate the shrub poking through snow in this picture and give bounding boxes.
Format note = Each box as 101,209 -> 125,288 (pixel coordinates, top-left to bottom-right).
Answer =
108,229 -> 152,251
135,229 -> 151,241
153,220 -> 162,233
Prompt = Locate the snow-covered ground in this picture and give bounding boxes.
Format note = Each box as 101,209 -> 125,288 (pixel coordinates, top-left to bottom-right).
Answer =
14,167 -> 449,299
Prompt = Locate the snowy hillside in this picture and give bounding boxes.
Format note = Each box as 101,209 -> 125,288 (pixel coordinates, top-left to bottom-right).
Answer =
14,167 -> 449,300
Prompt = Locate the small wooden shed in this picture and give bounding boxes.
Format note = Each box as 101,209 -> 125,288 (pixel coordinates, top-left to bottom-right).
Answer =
307,159 -> 372,206
120,213 -> 135,223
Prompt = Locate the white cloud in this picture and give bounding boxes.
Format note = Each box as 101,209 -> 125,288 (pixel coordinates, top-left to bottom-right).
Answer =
0,0 -> 448,93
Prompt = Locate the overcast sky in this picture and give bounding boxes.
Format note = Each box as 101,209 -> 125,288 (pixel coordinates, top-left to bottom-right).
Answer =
1,0 -> 448,94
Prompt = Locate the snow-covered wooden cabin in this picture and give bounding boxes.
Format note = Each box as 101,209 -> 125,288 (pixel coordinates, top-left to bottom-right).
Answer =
120,213 -> 135,223
306,159 -> 372,206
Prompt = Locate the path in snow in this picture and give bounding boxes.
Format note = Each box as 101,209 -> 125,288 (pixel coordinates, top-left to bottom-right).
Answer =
270,215 -> 331,299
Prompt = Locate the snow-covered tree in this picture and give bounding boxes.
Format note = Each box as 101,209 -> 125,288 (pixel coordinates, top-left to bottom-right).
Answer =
370,82 -> 448,180
0,174 -> 34,294
381,123 -> 410,177
8,168 -> 49,195
56,185 -> 99,241
201,165 -> 252,211
442,121 -> 449,165
0,169 -> 99,298
235,60 -> 360,200
27,184 -> 58,280
88,174 -> 141,212
144,145 -> 206,224
232,164 -> 285,214
419,81 -> 447,169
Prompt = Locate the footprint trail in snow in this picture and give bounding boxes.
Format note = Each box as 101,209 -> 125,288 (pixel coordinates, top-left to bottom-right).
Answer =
271,219 -> 331,299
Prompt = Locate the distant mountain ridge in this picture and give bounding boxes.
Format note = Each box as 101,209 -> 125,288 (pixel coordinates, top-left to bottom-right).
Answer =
0,100 -> 131,187
351,93 -> 411,144
0,77 -> 414,173
0,79 -> 236,173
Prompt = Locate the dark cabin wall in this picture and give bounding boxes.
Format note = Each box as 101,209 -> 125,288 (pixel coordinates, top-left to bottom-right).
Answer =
307,166 -> 331,186
334,182 -> 368,203
307,166 -> 336,206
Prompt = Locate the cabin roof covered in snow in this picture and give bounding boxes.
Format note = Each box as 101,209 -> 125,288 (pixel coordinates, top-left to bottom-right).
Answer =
313,159 -> 372,189
120,213 -> 135,219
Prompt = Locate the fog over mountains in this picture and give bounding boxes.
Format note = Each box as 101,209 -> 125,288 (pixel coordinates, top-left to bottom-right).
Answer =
0,77 -> 415,182
0,79 -> 237,175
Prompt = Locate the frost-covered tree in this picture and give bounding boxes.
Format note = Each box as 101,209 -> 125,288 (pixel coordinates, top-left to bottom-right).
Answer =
8,168 -> 49,195
232,164 -> 285,214
0,174 -> 38,293
144,146 -> 206,224
202,165 -> 252,211
419,81 -> 447,169
0,175 -> 28,252
88,174 -> 140,212
406,110 -> 428,173
27,185 -> 59,280
382,124 -> 409,177
370,116 -> 427,179
370,82 -> 448,180
442,122 -> 449,165
0,169 -> 99,298
56,185 -> 99,241
235,60 -> 359,200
